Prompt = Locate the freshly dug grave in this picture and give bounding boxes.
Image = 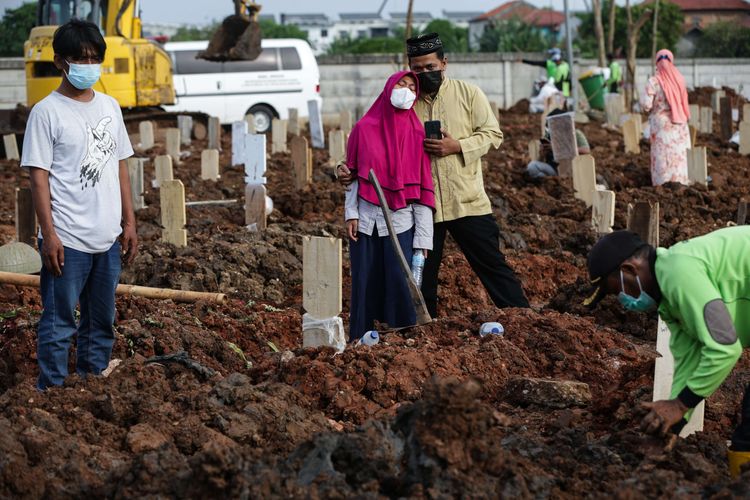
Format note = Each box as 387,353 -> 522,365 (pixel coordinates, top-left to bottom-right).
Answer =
1,91 -> 750,496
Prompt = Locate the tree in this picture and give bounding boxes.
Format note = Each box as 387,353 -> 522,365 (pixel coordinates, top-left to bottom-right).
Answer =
478,18 -> 555,53
171,23 -> 219,41
421,19 -> 469,53
625,0 -> 652,110
694,21 -> 750,58
0,2 -> 36,57
592,0 -> 606,67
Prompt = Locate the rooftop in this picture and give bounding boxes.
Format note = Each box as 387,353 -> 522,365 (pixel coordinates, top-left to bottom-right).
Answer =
472,1 -> 564,28
389,12 -> 434,22
338,13 -> 383,21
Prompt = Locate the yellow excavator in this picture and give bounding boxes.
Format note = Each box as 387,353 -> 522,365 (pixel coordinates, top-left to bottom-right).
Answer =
24,0 -> 263,109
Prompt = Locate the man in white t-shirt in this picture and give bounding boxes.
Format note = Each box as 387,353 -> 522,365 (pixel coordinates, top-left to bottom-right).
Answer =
21,19 -> 138,390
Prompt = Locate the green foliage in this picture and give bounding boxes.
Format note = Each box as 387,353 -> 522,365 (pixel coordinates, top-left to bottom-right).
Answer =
0,2 -> 36,57
326,35 -> 403,55
171,19 -> 307,42
420,19 -> 469,52
478,18 -> 556,53
694,21 -> 750,57
575,0 -> 683,59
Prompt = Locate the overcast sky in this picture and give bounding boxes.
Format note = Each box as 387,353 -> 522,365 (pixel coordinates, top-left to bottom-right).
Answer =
1,0 -> 639,26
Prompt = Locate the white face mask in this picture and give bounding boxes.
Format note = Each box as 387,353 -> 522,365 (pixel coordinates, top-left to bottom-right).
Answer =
390,87 -> 416,110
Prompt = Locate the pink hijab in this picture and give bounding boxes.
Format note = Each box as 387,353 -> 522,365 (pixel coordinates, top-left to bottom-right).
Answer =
346,70 -> 435,211
655,49 -> 690,124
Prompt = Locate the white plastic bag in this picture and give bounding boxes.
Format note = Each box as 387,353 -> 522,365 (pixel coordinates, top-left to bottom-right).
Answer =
302,313 -> 346,352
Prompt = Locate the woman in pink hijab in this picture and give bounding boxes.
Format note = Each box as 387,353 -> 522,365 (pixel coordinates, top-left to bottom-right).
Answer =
640,49 -> 691,186
344,70 -> 435,343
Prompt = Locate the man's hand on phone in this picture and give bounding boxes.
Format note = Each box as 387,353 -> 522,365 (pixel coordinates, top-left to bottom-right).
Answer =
424,129 -> 461,157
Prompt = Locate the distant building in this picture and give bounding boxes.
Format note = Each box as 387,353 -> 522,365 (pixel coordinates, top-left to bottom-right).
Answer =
389,11 -> 434,32
336,13 -> 390,40
280,13 -> 331,53
643,0 -> 750,55
442,10 -> 484,30
468,1 -> 565,50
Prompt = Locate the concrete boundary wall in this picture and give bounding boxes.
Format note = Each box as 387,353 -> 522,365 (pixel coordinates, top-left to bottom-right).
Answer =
3,55 -> 749,113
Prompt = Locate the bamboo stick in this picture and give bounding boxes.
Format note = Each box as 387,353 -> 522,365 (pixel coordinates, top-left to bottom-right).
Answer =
0,271 -> 227,304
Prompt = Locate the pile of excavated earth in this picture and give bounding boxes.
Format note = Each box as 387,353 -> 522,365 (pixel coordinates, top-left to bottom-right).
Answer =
0,88 -> 749,497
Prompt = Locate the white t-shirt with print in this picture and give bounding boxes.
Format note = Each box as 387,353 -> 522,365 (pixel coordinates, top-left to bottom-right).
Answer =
21,91 -> 133,253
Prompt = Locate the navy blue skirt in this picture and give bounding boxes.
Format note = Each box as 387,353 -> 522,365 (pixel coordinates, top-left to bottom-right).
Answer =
349,227 -> 416,342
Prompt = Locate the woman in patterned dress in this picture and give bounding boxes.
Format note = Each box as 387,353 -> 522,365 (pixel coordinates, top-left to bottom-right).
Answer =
640,49 -> 691,186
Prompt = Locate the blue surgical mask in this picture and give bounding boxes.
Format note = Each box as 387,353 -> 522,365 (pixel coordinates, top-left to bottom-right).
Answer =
65,60 -> 101,90
617,269 -> 657,312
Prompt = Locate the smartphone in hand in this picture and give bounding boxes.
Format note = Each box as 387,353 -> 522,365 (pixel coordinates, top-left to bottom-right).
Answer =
424,120 -> 443,140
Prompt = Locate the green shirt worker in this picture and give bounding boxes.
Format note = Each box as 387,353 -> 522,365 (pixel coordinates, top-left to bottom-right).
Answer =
606,53 -> 622,94
584,227 -> 750,478
522,48 -> 571,97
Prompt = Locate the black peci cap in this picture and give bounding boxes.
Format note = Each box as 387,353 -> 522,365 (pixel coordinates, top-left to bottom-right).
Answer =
583,231 -> 648,307
406,32 -> 443,57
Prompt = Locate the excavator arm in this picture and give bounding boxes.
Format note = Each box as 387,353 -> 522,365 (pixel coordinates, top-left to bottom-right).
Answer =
197,0 -> 263,61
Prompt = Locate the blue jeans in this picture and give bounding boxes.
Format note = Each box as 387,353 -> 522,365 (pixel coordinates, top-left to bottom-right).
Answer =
37,240 -> 121,390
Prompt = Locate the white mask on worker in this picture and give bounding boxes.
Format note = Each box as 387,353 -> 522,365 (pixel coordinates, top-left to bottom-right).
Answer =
390,87 -> 416,110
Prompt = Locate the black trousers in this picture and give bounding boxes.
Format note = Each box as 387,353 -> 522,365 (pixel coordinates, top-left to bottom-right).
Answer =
731,383 -> 750,451
421,214 -> 530,317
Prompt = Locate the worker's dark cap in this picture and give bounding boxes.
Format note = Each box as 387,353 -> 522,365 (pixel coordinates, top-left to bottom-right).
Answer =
583,231 -> 648,307
407,32 -> 443,57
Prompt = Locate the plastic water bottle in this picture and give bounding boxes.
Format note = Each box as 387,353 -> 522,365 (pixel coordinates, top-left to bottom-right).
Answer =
359,330 -> 379,346
411,251 -> 425,287
479,322 -> 504,337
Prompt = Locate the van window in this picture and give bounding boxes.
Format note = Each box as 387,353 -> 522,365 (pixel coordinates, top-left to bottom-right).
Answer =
280,47 -> 302,70
223,49 -> 279,73
174,50 -> 222,75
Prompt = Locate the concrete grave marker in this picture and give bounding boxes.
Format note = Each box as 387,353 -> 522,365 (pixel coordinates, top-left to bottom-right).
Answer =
688,104 -> 700,130
243,133 -> 266,184
687,147 -> 708,186
165,128 -> 181,164
15,187 -> 36,246
160,180 -> 187,247
244,184 -> 267,231
201,149 -> 220,181
302,236 -> 344,349
605,94 -> 624,126
623,119 -> 640,154
528,140 -> 541,162
291,135 -> 311,190
339,109 -> 352,134
547,112 -> 576,177
700,107 -> 713,134
288,108 -> 300,136
307,99 -> 325,149
139,121 -> 154,150
572,154 -> 596,207
711,89 -> 725,114
244,114 -> 256,134
126,157 -> 146,210
153,155 -> 173,188
232,120 -> 248,166
740,121 -> 750,155
591,190 -> 615,235
3,134 -> 19,161
720,96 -> 733,141
271,119 -> 287,154
177,115 -> 193,146
208,116 -> 222,151
328,129 -> 345,167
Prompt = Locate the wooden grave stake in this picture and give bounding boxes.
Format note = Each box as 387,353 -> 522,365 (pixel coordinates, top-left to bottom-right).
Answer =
192,120 -> 207,141
201,149 -> 220,181
720,96 -> 733,141
160,180 -> 187,247
687,147 -> 707,186
126,158 -> 146,210
208,116 -> 222,151
572,154 -> 596,207
740,121 -> 750,156
339,109 -> 353,134
547,112 -> 577,177
528,140 -> 541,162
302,236 -> 343,348
153,155 -> 173,188
165,128 -> 181,164
291,135 -> 311,190
15,187 -> 36,246
591,190 -> 615,235
689,125 -> 697,148
288,108 -> 300,136
231,120 -> 248,166
605,93 -> 624,127
738,201 -> 748,225
711,89 -> 725,114
244,114 -> 256,134
307,99 -> 325,149
623,118 -> 640,154
3,134 -> 19,161
307,144 -> 313,180
243,133 -> 266,184
244,184 -> 267,231
139,121 -> 154,150
688,104 -> 700,130
743,103 -> 750,123
328,129 -> 345,167
271,119 -> 288,154
177,115 -> 193,146
700,107 -> 713,134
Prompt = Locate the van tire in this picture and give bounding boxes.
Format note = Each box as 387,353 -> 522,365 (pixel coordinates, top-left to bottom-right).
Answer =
247,104 -> 276,134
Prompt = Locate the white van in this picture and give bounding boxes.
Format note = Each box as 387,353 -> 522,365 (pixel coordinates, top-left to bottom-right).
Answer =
163,39 -> 321,133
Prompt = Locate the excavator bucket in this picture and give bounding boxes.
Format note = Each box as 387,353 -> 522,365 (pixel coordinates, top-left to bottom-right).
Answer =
197,14 -> 262,62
